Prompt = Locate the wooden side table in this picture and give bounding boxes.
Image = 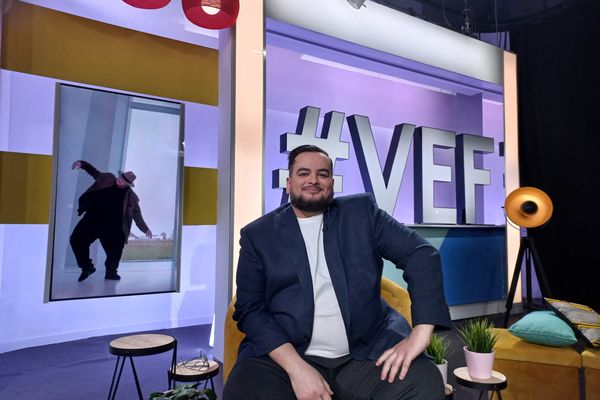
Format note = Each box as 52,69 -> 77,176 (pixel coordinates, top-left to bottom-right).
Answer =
108,334 -> 177,400
453,367 -> 507,400
168,359 -> 219,390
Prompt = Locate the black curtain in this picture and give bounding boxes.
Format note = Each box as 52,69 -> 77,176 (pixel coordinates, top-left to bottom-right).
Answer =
510,0 -> 600,311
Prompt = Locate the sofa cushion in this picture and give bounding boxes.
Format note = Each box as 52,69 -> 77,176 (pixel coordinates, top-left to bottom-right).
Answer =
583,348 -> 600,370
508,311 -> 577,347
546,298 -> 600,348
583,350 -> 600,400
493,328 -> 581,368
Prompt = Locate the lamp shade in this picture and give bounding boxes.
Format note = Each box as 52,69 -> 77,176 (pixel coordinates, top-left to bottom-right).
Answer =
182,0 -> 240,29
122,0 -> 171,9
505,187 -> 553,228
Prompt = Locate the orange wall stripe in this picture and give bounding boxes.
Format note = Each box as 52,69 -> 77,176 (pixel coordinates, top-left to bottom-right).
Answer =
0,151 -> 52,224
183,166 -> 218,225
0,151 -> 216,226
1,2 -> 218,105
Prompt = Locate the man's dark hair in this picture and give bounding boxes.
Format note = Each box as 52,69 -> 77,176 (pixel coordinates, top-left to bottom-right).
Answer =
288,145 -> 333,173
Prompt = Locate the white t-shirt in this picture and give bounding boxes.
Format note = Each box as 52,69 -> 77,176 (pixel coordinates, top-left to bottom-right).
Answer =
297,213 -> 349,358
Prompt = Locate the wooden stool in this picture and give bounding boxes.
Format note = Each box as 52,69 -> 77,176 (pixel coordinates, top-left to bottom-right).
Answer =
168,359 -> 219,390
453,367 -> 507,400
108,334 -> 177,400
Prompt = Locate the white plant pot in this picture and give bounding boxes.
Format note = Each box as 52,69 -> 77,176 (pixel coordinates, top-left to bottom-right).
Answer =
435,359 -> 448,387
463,346 -> 495,379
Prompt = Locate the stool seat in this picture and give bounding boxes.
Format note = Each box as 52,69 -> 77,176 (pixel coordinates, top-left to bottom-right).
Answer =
168,359 -> 219,391
454,367 -> 507,391
109,334 -> 176,356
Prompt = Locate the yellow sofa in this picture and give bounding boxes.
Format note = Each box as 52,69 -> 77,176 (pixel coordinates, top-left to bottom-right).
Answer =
583,349 -> 600,400
223,276 -> 412,382
493,328 -> 582,400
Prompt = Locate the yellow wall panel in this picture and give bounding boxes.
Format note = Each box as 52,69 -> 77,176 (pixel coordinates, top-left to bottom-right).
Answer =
183,167 -> 217,225
0,152 -> 52,224
1,1 -> 218,105
0,155 -> 216,225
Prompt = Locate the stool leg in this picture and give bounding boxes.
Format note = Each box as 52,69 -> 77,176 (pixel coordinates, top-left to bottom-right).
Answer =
169,341 -> 177,390
108,356 -> 126,400
209,377 -> 214,391
496,391 -> 502,400
128,355 -> 144,400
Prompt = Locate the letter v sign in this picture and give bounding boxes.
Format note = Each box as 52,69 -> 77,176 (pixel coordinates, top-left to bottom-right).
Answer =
347,115 -> 415,215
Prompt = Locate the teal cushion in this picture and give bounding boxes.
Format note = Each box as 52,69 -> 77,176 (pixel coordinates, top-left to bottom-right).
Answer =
509,311 -> 577,347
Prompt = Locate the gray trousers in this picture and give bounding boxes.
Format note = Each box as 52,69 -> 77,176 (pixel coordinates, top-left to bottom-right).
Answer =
223,354 -> 445,400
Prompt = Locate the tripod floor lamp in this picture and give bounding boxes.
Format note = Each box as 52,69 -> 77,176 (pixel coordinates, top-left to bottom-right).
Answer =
503,187 -> 554,327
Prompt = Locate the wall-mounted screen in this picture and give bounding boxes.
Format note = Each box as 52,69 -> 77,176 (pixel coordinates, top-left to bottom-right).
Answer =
46,84 -> 184,300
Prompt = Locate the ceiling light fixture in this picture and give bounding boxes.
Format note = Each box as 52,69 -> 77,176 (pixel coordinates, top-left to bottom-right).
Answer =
300,54 -> 456,95
182,0 -> 240,29
347,0 -> 366,10
122,0 -> 171,9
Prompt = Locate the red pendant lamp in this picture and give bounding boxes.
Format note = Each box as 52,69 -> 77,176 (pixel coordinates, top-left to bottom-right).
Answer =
122,0 -> 171,9
182,0 -> 240,29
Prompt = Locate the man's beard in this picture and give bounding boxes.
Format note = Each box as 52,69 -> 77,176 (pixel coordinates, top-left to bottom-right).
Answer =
290,191 -> 333,213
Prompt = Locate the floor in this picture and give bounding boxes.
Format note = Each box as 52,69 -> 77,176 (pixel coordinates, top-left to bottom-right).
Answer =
49,260 -> 177,300
0,316 -> 518,400
0,325 -> 221,400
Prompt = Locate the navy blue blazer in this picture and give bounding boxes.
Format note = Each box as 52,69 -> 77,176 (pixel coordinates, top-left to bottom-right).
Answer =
233,193 -> 451,363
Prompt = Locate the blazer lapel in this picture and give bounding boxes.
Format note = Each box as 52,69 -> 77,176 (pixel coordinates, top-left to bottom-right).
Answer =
278,206 -> 315,313
323,205 -> 351,329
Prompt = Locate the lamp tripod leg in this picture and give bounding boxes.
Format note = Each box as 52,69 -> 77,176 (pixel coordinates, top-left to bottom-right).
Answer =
503,237 -> 526,327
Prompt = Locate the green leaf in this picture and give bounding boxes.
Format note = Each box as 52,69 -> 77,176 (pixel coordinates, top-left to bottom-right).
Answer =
457,318 -> 499,353
201,389 -> 217,400
426,333 -> 450,364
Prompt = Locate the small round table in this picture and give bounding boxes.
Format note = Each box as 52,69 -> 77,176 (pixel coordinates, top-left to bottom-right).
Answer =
168,359 -> 219,390
108,334 -> 177,400
453,367 -> 507,400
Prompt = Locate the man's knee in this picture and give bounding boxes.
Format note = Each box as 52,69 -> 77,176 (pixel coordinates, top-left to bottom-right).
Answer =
223,357 -> 295,400
404,358 -> 445,400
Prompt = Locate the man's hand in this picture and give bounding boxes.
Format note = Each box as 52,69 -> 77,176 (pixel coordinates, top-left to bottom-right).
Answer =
72,161 -> 81,169
269,343 -> 333,400
288,361 -> 334,400
145,229 -> 153,239
375,324 -> 434,383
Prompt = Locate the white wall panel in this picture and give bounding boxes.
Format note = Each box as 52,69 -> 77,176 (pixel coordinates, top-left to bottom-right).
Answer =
0,70 -> 217,352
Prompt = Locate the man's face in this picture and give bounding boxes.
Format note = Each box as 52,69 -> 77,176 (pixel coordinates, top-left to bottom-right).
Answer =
115,177 -> 130,189
286,152 -> 334,215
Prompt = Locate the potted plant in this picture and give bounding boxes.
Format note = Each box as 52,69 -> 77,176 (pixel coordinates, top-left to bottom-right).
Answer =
427,333 -> 450,386
149,384 -> 217,400
458,318 -> 499,379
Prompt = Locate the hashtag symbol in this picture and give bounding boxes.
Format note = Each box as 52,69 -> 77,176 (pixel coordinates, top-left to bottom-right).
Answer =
273,106 -> 349,195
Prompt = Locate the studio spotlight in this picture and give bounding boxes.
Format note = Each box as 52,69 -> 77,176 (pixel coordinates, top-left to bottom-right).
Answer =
347,0 -> 366,10
503,187 -> 554,327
